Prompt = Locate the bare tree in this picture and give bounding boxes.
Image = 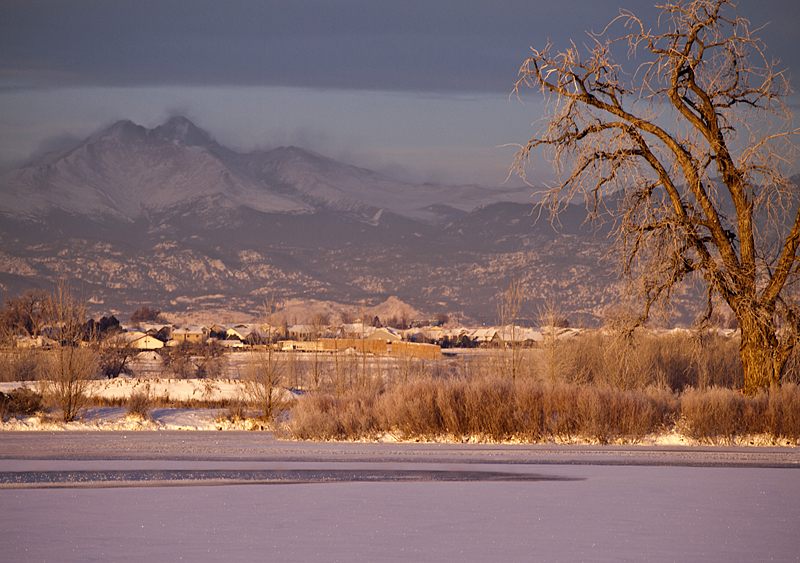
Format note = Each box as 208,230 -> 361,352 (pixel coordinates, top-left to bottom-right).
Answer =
129,305 -> 167,325
512,0 -> 798,393
339,310 -> 356,325
242,299 -> 285,420
309,312 -> 330,391
400,309 -> 410,330
98,334 -> 138,379
496,280 -> 525,381
160,343 -> 195,379
1,289 -> 53,340
537,301 -> 571,384
41,283 -> 99,422
160,341 -> 224,379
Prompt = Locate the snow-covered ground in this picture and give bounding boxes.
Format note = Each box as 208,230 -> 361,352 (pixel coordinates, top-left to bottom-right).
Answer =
1,377 -> 248,403
0,378 -> 291,431
0,407 -> 247,431
1,435 -> 798,563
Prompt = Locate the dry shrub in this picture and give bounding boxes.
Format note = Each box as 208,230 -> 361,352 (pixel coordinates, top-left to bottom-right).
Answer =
689,332 -> 744,389
225,403 -> 249,421
88,394 -> 253,410
511,379 -> 547,441
338,394 -> 381,437
0,387 -> 44,420
289,393 -> 380,440
126,387 -> 151,420
287,375 -> 798,444
464,380 -> 518,440
434,380 -> 469,436
242,348 -> 285,421
0,350 -> 46,382
551,331 -> 742,391
287,379 -> 674,443
214,402 -> 250,424
762,384 -> 800,440
539,384 -> 580,438
679,386 -> 757,443
289,394 -> 338,440
41,346 -> 100,422
380,380 -> 443,438
574,386 -> 663,444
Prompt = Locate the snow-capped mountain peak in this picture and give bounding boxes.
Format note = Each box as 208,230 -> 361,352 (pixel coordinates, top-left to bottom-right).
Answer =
0,116 -> 535,227
153,116 -> 216,148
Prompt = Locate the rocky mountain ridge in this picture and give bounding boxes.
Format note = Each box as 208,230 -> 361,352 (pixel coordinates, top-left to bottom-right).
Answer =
0,117 -> 703,325
0,116 -> 533,229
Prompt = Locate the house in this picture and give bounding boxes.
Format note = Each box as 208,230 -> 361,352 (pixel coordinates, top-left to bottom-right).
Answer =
105,331 -> 146,346
491,326 -> 544,347
171,325 -> 208,344
469,327 -> 499,345
102,331 -> 164,350
14,335 -> 47,348
339,323 -> 367,338
209,324 -> 228,340
367,327 -> 402,343
287,324 -> 315,340
225,324 -> 272,342
142,325 -> 172,342
225,324 -> 267,342
225,326 -> 249,341
129,334 -> 165,350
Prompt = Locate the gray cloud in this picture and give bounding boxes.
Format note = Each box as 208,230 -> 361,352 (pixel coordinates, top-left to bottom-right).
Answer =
5,1 -> 794,94
1,1 -> 797,186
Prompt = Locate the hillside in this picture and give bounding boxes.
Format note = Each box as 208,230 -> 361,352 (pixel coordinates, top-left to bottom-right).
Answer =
0,117 -> 703,325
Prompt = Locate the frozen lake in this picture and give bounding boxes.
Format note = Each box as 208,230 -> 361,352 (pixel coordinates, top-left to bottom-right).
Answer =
1,433 -> 798,562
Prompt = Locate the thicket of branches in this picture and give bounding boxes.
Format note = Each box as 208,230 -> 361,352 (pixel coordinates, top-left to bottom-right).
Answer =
287,378 -> 800,445
512,0 -> 799,394
39,283 -> 100,422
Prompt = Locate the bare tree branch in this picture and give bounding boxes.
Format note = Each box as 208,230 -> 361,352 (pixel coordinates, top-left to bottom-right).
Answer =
512,0 -> 798,393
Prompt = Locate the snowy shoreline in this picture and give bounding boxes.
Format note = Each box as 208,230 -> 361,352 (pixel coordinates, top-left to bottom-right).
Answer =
2,407 -> 797,448
2,379 -> 798,447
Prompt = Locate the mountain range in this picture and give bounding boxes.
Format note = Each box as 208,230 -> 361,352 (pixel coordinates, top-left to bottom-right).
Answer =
1,116 -> 536,229
0,116 -> 693,325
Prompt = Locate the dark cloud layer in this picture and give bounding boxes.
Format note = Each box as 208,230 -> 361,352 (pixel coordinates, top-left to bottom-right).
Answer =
4,1 -> 796,93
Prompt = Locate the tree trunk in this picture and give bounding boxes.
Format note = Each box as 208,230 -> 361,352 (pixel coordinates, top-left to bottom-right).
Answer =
739,316 -> 785,395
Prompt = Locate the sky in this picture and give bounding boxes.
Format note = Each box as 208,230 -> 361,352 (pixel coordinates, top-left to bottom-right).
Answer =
1,0 -> 798,187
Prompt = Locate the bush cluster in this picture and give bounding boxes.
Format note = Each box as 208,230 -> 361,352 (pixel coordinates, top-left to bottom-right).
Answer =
287,380 -> 800,444
535,331 -> 744,390
288,379 -> 674,443
0,350 -> 46,382
0,388 -> 44,420
125,387 -> 152,420
680,385 -> 800,443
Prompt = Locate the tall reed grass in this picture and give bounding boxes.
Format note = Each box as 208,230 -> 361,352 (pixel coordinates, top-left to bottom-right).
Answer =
288,379 -> 679,444
286,329 -> 799,444
287,380 -> 799,444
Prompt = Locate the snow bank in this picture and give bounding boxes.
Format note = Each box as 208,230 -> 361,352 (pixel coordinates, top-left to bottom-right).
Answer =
0,408 -> 239,431
0,378 -> 290,431
93,377 -> 245,402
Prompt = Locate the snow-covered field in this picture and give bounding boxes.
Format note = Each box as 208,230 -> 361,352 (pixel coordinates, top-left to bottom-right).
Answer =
1,377 -> 248,404
0,378 -> 292,431
1,434 -> 798,563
